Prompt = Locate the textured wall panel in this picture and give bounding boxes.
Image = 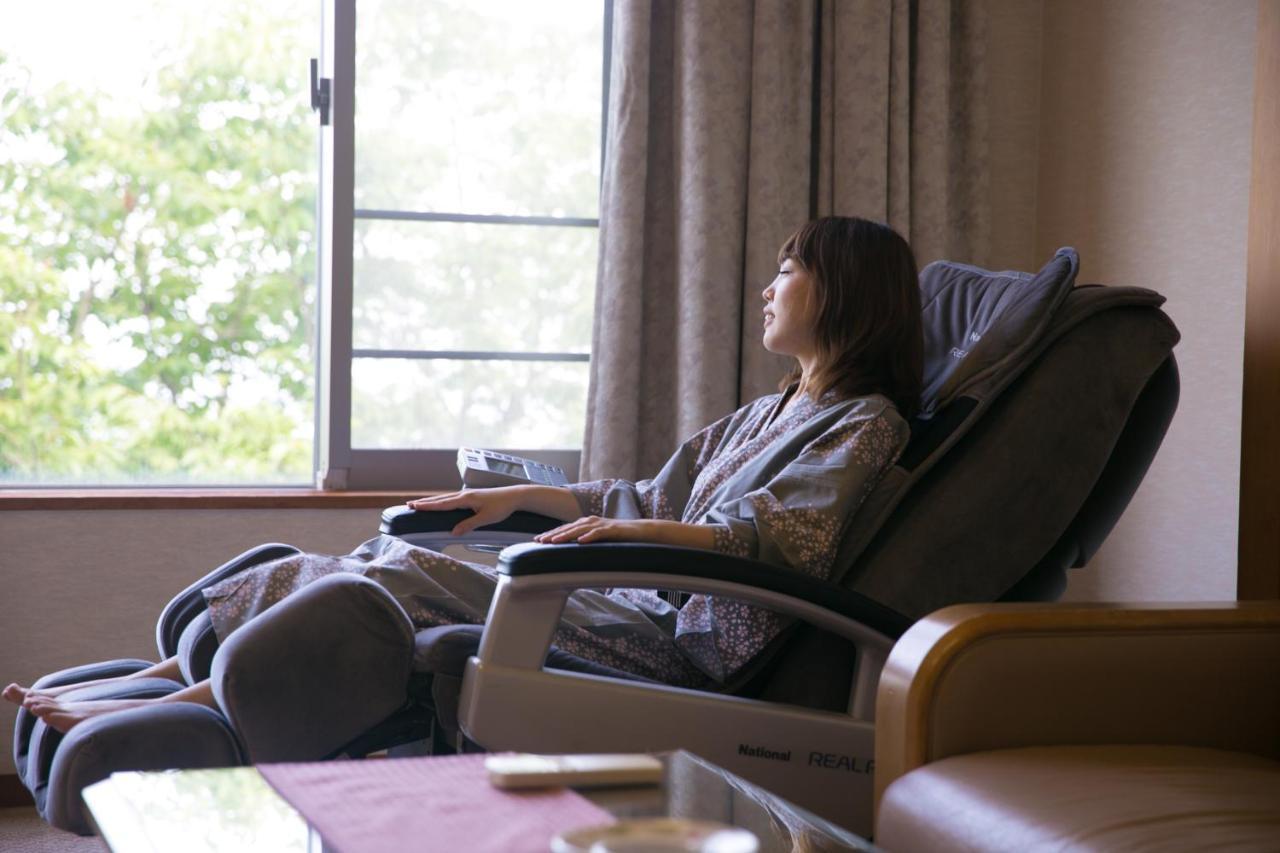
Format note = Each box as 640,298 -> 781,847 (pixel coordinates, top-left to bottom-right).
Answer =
0,508 -> 378,774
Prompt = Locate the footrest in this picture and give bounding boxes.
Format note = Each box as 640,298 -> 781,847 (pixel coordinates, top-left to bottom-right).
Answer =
46,702 -> 245,835
12,659 -> 155,783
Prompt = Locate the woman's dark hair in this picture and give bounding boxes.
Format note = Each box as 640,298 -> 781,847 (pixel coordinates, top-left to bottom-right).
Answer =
777,216 -> 924,418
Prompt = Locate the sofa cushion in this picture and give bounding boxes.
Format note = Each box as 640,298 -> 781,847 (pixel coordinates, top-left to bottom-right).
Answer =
877,745 -> 1280,852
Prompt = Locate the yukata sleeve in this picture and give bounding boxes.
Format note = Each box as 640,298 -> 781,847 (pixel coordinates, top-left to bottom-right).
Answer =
565,411 -> 737,522
674,409 -> 910,683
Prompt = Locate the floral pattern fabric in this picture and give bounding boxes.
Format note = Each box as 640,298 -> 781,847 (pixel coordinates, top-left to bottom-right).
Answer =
203,389 -> 908,687
569,387 -> 909,681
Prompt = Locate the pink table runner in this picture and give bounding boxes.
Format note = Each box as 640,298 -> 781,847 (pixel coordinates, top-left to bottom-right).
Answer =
259,754 -> 616,853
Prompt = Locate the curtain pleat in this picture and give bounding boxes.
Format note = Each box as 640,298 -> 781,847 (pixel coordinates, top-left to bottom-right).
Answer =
738,1 -> 817,404
583,0 -> 989,480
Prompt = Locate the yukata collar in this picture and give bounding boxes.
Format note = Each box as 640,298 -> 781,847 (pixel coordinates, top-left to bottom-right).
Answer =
771,383 -> 848,427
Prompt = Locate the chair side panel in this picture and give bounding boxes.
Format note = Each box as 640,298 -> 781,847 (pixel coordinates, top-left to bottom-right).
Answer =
847,307 -> 1177,618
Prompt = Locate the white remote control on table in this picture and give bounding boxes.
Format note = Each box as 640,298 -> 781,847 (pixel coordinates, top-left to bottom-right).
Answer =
485,753 -> 664,789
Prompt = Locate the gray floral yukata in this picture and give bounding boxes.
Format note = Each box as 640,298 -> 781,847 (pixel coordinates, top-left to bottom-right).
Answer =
203,388 -> 909,689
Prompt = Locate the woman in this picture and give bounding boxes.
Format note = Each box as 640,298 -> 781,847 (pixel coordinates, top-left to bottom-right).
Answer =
5,216 -> 923,732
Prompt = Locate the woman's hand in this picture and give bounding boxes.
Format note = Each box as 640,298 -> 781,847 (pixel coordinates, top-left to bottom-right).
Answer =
534,517 -> 716,550
406,487 -> 529,537
534,516 -> 650,544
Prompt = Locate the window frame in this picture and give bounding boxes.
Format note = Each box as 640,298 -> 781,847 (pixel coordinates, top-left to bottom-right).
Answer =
316,0 -> 611,490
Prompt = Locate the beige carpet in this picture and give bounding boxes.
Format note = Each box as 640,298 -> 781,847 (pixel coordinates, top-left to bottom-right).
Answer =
0,808 -> 106,852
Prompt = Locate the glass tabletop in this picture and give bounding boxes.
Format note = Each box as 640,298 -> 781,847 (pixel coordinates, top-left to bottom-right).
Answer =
83,751 -> 877,852
586,752 -> 875,852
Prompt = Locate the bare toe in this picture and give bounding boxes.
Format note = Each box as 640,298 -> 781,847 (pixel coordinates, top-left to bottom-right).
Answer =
27,700 -> 55,720
40,708 -> 80,734
2,683 -> 28,705
22,693 -> 48,711
28,699 -> 75,732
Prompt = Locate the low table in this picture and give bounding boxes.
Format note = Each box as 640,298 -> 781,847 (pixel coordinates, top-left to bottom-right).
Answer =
83,750 -> 876,852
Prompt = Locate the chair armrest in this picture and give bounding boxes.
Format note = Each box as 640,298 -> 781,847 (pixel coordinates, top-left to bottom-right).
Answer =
467,542 -> 910,727
497,542 -> 912,639
379,506 -> 561,537
476,541 -> 910,715
874,601 -> 1280,814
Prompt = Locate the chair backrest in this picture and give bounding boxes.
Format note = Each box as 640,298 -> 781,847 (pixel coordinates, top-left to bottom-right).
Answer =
836,249 -> 1179,612
750,251 -> 1181,709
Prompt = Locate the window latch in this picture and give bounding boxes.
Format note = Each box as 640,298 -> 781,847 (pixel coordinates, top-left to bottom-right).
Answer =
309,58 -> 331,126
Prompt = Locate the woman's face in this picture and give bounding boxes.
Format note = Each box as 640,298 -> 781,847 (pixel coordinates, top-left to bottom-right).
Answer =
762,256 -> 818,359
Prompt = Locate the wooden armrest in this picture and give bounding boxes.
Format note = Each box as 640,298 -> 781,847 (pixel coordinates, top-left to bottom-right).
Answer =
874,601 -> 1280,814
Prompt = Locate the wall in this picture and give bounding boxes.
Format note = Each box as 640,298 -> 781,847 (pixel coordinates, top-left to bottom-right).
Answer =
0,508 -> 377,775
1036,0 -> 1257,601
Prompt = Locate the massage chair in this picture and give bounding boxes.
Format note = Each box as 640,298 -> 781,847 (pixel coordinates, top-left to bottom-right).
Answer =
13,248 -> 1181,836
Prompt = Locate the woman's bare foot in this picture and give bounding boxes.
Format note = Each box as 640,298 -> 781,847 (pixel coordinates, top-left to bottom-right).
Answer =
6,681 -> 105,707
2,683 -> 66,706
25,679 -> 216,734
3,658 -> 186,711
25,697 -> 156,734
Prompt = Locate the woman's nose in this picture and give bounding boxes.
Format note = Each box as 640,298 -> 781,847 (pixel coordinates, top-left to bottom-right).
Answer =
762,282 -> 774,301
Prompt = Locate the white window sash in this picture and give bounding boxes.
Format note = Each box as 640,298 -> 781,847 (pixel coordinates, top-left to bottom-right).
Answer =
316,0 -> 609,491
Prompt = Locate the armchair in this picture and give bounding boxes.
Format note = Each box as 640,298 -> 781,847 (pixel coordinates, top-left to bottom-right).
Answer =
874,602 -> 1280,851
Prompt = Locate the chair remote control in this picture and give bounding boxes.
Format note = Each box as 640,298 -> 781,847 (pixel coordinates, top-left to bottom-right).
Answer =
485,753 -> 664,789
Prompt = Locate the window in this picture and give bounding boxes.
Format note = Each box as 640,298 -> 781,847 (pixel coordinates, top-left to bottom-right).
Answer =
0,0 -> 608,489
317,0 -> 609,489
0,0 -> 319,485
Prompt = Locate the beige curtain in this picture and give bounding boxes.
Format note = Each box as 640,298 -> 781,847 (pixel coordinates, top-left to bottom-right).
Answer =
582,0 -> 989,480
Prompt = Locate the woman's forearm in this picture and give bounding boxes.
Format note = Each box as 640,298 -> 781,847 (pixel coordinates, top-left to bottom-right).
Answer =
643,520 -> 717,550
515,485 -> 585,522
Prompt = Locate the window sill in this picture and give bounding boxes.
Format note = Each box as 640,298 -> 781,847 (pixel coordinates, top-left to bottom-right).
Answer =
0,489 -> 435,511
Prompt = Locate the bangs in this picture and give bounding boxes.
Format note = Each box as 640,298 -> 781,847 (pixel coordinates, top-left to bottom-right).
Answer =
776,237 -> 798,265
777,221 -> 818,267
